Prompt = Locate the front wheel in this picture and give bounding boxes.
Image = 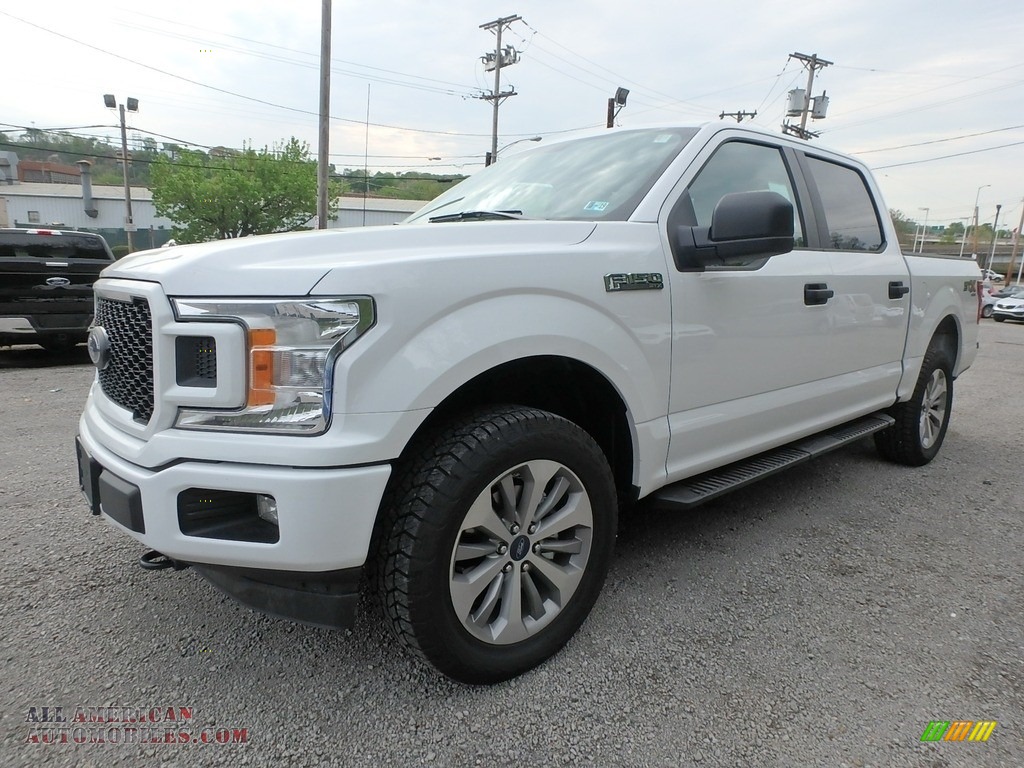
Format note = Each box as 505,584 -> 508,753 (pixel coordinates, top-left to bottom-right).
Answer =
994,315 -> 1005,322
875,345 -> 953,466
375,406 -> 617,684
982,304 -> 993,318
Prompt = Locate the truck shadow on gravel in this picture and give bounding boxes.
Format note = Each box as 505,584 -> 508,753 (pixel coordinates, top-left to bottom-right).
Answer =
0,344 -> 91,369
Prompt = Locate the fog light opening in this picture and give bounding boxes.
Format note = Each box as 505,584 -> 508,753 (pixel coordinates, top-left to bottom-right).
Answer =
256,494 -> 279,526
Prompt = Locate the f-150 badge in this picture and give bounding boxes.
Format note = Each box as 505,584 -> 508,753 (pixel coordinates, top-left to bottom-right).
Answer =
604,272 -> 664,292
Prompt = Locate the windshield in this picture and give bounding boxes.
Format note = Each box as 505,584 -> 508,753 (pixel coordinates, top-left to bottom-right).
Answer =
406,128 -> 698,224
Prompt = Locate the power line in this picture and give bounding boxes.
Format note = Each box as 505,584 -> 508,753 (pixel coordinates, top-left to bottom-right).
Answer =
0,121 -> 491,164
0,10 -> 493,138
118,10 -> 479,92
854,125 -> 1024,155
823,65 -> 1024,133
0,140 -> 468,179
872,140 -> 1024,170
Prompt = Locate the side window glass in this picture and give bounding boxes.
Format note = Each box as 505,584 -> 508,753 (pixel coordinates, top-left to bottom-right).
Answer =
672,141 -> 804,247
805,157 -> 883,251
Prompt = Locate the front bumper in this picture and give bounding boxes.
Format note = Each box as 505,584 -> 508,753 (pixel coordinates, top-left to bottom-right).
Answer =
993,309 -> 1024,321
76,415 -> 392,574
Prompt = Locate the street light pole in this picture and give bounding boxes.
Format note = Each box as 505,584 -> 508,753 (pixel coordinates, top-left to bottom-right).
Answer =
917,207 -> 929,253
986,204 -> 1002,271
971,184 -> 990,258
105,94 -> 139,253
957,217 -> 971,258
495,136 -> 541,158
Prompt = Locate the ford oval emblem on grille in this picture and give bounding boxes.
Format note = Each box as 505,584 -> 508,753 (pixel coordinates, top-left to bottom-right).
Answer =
46,277 -> 72,287
87,326 -> 111,371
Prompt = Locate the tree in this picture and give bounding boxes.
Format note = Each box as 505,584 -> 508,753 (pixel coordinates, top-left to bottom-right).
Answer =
151,138 -> 335,242
889,209 -> 917,246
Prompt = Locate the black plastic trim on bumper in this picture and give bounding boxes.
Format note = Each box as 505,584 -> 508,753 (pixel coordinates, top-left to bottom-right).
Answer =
191,564 -> 362,630
75,436 -> 145,532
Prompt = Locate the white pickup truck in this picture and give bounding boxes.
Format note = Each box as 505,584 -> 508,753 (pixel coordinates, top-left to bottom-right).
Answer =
76,123 -> 980,684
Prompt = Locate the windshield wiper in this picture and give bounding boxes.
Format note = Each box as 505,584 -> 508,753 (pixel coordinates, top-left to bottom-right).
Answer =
428,209 -> 525,223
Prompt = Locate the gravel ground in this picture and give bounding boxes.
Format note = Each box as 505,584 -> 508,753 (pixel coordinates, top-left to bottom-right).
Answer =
1,321 -> 1021,768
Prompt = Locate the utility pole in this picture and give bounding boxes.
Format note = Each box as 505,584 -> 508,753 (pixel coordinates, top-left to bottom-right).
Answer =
782,52 -> 832,141
316,0 -> 331,230
720,110 -> 757,123
1005,199 -> 1024,282
478,14 -> 521,163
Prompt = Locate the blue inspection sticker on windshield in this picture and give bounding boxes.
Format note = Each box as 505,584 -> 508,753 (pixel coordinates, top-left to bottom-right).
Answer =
584,201 -> 609,212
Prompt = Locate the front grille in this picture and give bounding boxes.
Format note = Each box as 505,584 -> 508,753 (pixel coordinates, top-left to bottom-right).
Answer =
96,296 -> 154,422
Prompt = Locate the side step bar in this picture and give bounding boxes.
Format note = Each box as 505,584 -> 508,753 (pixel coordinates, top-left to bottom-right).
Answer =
650,412 -> 895,511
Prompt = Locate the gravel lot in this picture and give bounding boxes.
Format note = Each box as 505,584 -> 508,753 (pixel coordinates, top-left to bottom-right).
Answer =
1,321 -> 1021,768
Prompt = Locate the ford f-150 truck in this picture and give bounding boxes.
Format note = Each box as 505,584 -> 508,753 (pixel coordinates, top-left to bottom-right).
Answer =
1,228 -> 115,351
75,124 -> 980,684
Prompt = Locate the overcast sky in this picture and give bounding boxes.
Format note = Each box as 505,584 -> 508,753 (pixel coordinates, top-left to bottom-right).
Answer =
3,1 -> 1023,229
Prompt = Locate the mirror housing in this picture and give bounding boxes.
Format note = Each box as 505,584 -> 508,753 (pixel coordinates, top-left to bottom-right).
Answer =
673,190 -> 795,271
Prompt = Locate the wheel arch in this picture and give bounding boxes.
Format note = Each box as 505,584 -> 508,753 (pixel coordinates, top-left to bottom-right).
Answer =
898,311 -> 963,402
399,355 -> 639,510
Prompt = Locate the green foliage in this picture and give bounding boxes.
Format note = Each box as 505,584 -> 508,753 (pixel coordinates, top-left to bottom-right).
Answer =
888,209 -> 915,237
336,169 -> 463,201
151,138 -> 336,243
112,244 -> 130,258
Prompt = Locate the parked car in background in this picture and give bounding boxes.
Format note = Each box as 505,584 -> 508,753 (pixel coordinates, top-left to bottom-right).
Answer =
981,288 -> 998,318
989,284 -> 1024,300
981,268 -> 1003,282
993,292 -> 1024,323
0,228 -> 115,352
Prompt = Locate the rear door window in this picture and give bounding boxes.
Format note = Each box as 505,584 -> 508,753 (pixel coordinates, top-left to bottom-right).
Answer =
803,157 -> 883,251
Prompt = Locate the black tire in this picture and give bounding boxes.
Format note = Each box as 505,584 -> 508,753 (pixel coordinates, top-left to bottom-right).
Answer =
982,305 -> 993,318
375,406 -> 617,684
994,316 -> 1005,322
874,345 -> 953,466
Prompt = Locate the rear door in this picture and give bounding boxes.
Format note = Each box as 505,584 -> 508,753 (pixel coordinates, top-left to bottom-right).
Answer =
795,152 -> 910,414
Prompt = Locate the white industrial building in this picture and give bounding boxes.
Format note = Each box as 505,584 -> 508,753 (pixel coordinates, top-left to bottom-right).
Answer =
0,183 -> 425,247
330,196 -> 424,228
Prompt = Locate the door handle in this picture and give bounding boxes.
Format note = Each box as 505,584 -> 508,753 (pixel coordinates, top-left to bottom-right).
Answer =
804,283 -> 834,306
889,281 -> 910,299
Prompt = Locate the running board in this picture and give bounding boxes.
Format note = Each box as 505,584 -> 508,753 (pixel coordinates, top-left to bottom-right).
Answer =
650,412 -> 895,510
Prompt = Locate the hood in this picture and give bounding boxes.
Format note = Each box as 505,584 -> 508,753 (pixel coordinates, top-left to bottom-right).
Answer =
103,221 -> 597,296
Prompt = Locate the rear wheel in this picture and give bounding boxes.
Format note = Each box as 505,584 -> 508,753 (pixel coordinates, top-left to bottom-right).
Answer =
875,345 -> 953,466
375,406 -> 617,684
982,304 -> 993,318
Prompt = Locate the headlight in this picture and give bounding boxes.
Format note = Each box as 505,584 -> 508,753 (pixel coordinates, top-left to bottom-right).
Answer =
171,297 -> 374,434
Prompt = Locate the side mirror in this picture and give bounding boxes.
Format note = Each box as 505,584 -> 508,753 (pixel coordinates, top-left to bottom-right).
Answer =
673,190 -> 795,271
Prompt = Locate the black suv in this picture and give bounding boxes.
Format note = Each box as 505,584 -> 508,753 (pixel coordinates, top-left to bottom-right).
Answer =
0,228 -> 115,352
